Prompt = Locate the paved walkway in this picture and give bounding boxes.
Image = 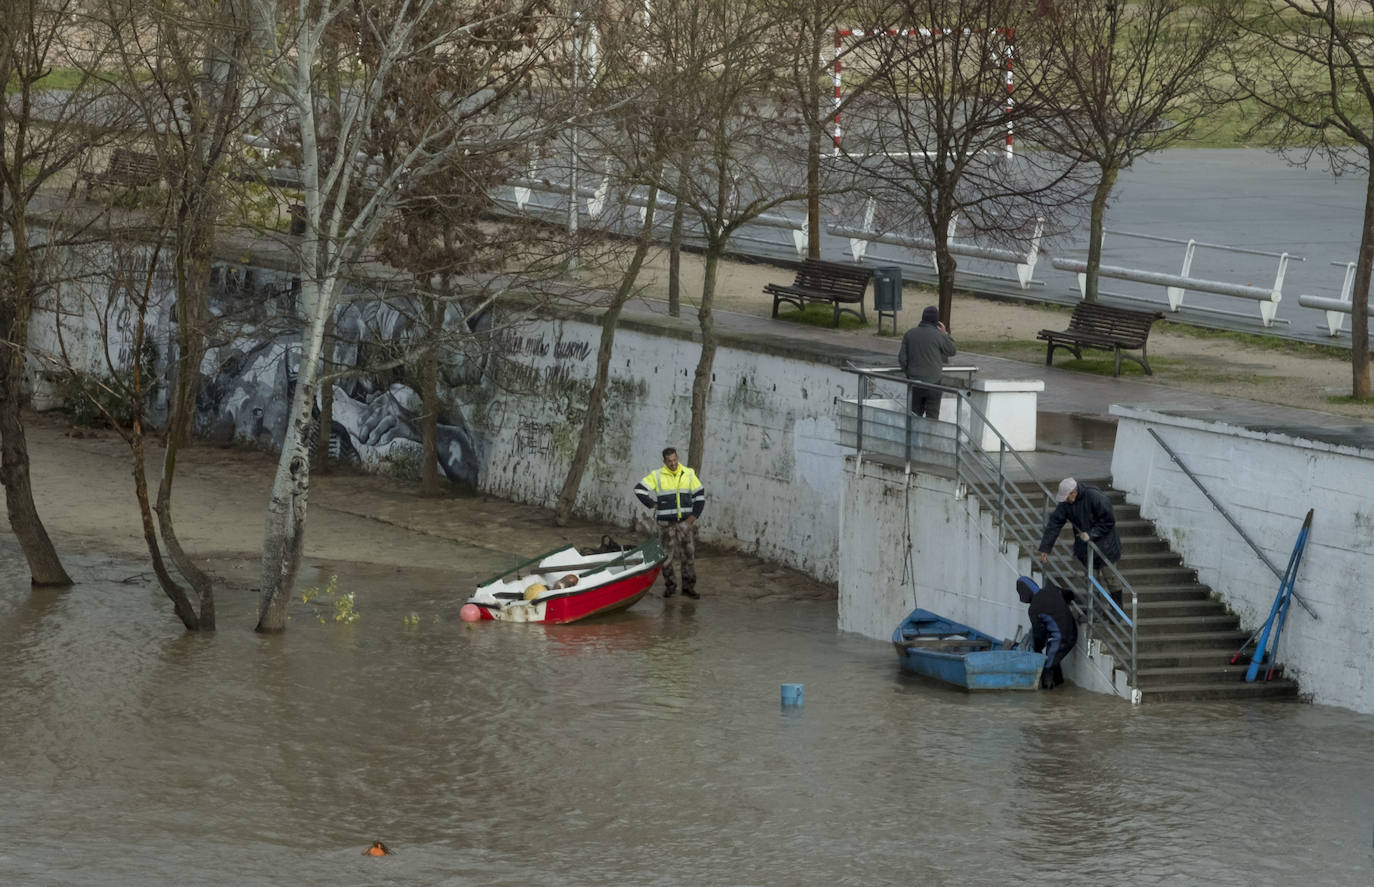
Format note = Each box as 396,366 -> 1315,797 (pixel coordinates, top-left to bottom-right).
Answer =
612,296 -> 1374,482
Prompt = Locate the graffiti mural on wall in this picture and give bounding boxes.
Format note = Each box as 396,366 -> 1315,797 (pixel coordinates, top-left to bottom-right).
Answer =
188,262 -> 603,490
192,268 -> 497,485
324,299 -> 480,484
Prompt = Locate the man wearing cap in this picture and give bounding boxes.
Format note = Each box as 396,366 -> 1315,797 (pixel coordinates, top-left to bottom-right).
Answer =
1037,477 -> 1123,606
897,305 -> 957,418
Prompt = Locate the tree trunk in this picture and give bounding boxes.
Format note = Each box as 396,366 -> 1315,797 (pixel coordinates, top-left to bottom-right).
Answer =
668,166 -> 688,318
0,239 -> 72,586
1084,166 -> 1118,304
419,301 -> 442,497
806,121 -> 822,260
1351,174 -> 1374,399
256,276 -> 333,632
155,242 -> 214,626
135,404 -> 201,629
313,311 -> 336,474
555,185 -> 662,526
0,382 -> 71,587
934,214 -> 957,327
687,240 -> 722,471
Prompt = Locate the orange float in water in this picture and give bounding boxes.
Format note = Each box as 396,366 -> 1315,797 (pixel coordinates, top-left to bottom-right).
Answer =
364,841 -> 391,857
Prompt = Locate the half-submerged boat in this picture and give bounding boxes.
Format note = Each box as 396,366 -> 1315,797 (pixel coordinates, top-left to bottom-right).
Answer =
467,537 -> 666,624
891,609 -> 1045,691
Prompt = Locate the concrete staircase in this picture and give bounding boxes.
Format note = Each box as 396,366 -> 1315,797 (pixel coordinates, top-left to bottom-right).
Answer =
1039,478 -> 1300,703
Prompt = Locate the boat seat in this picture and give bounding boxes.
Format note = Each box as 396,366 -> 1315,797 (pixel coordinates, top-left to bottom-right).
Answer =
904,638 -> 995,651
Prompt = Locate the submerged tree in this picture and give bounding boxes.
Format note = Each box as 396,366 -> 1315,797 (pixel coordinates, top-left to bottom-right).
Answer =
0,0 -> 128,587
1224,0 -> 1374,398
249,0 -> 555,632
83,0 -> 261,629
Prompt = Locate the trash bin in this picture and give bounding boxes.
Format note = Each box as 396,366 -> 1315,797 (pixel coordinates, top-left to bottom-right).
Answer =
872,265 -> 903,334
873,266 -> 903,312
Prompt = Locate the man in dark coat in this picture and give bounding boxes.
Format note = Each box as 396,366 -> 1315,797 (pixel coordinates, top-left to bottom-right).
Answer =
1017,576 -> 1078,689
1037,477 -> 1123,606
897,305 -> 957,418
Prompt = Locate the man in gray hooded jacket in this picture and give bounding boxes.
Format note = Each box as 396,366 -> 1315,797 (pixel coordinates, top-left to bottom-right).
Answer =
897,305 -> 957,418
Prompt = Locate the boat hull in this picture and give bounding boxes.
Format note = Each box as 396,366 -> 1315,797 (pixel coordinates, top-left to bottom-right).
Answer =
892,609 -> 1044,691
469,538 -> 666,625
477,565 -> 662,624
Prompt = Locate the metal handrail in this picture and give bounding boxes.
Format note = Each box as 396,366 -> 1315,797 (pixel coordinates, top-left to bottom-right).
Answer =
846,366 -> 1140,687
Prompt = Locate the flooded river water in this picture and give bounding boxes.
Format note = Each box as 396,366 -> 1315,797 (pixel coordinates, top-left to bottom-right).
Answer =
3,544 -> 1372,886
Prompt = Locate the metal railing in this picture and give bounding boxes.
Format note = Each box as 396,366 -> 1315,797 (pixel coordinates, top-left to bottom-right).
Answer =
842,366 -> 1140,688
1146,428 -> 1318,621
1050,228 -> 1303,328
1298,261 -> 1363,338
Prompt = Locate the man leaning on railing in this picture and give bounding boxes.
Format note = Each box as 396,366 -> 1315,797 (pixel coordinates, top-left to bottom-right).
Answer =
1037,477 -> 1123,607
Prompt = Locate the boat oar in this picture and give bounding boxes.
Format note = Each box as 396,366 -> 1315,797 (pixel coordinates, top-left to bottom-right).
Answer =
1244,510 -> 1312,682
1264,510 -> 1313,681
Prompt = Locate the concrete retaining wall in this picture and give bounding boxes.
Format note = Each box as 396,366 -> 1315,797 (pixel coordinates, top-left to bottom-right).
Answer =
1111,406 -> 1374,714
473,316 -> 853,581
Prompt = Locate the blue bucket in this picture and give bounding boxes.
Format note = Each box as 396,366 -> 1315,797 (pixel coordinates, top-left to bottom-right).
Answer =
780,683 -> 804,706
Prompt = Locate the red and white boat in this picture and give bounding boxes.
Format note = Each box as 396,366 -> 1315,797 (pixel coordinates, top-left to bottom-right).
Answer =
466,537 -> 666,624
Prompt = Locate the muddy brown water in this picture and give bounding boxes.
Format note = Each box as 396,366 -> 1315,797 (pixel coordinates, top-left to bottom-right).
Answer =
3,544 -> 1373,885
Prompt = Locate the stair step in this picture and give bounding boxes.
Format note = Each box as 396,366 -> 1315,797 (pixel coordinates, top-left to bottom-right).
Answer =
1119,552 -> 1186,570
1134,647 -> 1252,669
1120,566 -> 1199,584
1119,538 -> 1173,555
1137,680 -> 1301,702
1132,599 -> 1230,618
1136,614 -> 1240,635
1134,664 -> 1288,686
1133,629 -> 1251,650
1118,583 -> 1214,600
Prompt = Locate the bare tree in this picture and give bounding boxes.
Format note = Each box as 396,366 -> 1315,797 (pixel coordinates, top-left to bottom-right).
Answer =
80,0 -> 261,629
1224,0 -> 1374,398
551,6 -> 670,525
0,0 -> 128,587
640,0 -> 813,471
1037,0 -> 1234,302
841,0 -> 1072,327
778,0 -> 877,259
249,0 -> 556,631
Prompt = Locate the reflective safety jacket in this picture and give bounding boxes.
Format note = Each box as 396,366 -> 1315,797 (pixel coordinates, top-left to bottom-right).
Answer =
634,464 -> 705,524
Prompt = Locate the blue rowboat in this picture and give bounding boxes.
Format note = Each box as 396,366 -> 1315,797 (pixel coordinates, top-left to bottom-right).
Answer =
891,609 -> 1045,691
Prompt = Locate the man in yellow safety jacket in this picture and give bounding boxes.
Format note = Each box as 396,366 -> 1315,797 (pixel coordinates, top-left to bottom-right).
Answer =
634,447 -> 706,599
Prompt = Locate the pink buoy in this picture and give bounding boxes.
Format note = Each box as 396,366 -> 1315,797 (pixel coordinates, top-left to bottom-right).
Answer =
460,603 -> 482,623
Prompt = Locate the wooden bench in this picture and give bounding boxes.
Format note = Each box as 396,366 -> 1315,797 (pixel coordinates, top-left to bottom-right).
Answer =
75,148 -> 161,196
765,258 -> 871,327
1037,301 -> 1163,376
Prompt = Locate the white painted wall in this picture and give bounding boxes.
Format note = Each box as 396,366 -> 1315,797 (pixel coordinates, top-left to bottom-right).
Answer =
473,317 -> 854,581
837,457 -> 1031,640
1111,406 -> 1374,714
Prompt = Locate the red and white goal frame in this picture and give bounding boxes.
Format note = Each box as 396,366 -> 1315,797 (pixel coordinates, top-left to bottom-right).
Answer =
832,27 -> 1015,159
